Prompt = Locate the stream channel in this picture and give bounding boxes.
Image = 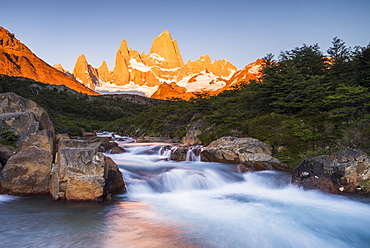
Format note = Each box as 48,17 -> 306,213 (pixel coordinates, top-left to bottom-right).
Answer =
1,140 -> 370,247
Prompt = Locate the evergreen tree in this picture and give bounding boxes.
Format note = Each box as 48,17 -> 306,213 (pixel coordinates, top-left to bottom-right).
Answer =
260,44 -> 331,115
326,37 -> 356,87
327,37 -> 351,63
353,45 -> 370,88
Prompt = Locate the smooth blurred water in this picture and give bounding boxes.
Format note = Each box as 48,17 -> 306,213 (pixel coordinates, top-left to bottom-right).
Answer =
1,143 -> 370,248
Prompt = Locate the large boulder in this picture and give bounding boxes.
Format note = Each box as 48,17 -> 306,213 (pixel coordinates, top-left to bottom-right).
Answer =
0,128 -> 54,195
292,149 -> 370,194
1,146 -> 53,195
0,93 -> 55,195
50,139 -> 125,201
201,136 -> 289,171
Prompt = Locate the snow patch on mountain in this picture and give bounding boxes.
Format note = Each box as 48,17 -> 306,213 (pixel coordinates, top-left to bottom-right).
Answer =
95,81 -> 158,97
129,58 -> 150,72
178,71 -> 226,92
149,53 -> 166,62
248,64 -> 261,74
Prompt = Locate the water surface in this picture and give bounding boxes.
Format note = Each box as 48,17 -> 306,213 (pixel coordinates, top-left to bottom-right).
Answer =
1,143 -> 370,248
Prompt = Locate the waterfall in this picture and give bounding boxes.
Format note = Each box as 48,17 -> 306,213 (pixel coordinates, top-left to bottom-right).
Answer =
185,146 -> 203,162
159,145 -> 175,160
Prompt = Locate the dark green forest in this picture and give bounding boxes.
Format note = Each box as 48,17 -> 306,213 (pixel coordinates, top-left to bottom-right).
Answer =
1,37 -> 370,168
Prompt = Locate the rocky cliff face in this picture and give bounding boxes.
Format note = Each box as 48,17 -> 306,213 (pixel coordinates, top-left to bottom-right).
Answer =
147,30 -> 184,69
220,58 -> 264,91
0,27 -> 99,95
73,54 -> 100,89
67,30 -> 264,100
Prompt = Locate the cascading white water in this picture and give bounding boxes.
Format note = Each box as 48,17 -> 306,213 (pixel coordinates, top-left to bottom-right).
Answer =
105,143 -> 370,248
1,143 -> 370,248
108,144 -> 241,195
158,145 -> 173,160
185,145 -> 203,162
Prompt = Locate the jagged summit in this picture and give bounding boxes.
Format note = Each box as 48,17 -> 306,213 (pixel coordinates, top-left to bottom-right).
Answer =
64,29 -> 245,99
148,30 -> 184,68
49,29 -> 260,99
73,54 -> 100,89
0,26 -> 99,95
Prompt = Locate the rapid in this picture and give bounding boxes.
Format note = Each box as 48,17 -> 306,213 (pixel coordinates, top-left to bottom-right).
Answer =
1,142 -> 370,248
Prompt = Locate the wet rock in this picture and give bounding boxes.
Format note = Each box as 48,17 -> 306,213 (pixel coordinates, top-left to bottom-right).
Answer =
201,136 -> 289,171
241,153 -> 289,171
169,145 -> 203,162
233,164 -> 255,173
170,146 -> 189,161
202,136 -> 273,158
104,156 -> 126,194
292,149 -> 370,194
85,136 -> 125,154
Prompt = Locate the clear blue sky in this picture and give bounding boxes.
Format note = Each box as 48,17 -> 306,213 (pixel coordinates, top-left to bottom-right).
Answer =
2,0 -> 370,71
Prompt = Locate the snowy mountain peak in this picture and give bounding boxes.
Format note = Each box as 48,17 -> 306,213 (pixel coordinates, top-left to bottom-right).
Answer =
56,30 -> 258,99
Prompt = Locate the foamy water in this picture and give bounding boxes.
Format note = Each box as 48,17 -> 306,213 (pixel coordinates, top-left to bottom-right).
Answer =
108,144 -> 370,248
1,143 -> 370,248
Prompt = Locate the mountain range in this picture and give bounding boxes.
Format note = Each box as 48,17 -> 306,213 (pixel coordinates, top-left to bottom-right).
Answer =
0,27 -> 262,99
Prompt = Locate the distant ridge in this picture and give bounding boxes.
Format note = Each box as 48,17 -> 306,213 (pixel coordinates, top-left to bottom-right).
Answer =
0,26 -> 99,96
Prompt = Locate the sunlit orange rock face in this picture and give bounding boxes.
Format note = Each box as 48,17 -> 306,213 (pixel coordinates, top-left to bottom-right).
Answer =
69,30 -> 245,99
152,59 -> 264,100
151,82 -> 195,100
0,27 -> 99,95
221,58 -> 264,91
73,54 -> 100,89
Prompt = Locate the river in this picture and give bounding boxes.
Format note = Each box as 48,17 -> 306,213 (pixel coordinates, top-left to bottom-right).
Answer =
1,142 -> 370,248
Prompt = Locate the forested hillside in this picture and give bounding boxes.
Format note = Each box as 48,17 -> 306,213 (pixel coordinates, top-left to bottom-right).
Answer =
121,38 -> 370,167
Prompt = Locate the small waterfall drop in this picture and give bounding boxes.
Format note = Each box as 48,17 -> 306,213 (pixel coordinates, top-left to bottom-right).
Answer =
108,144 -> 241,194
185,146 -> 203,162
158,145 -> 174,160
